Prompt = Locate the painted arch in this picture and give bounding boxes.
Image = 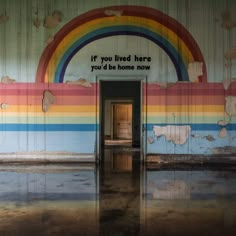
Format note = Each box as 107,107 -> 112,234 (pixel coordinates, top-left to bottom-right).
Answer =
36,5 -> 207,83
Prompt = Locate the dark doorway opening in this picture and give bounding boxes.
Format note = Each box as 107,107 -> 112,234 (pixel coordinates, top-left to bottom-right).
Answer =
100,80 -> 141,150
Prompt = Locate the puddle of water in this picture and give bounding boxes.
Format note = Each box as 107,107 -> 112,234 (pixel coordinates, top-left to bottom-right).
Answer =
0,153 -> 236,235
143,169 -> 236,236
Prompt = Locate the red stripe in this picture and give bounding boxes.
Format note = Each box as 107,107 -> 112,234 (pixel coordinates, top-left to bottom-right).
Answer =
0,83 -> 98,96
1,82 -> 235,97
143,83 -> 236,96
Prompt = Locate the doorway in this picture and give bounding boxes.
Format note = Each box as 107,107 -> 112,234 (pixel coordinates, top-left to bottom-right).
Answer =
99,80 -> 141,152
104,101 -> 133,146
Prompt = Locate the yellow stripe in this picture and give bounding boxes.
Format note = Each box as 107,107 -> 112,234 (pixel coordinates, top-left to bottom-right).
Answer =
3,106 -> 224,114
144,105 -> 224,113
144,112 -> 227,116
2,105 -> 96,113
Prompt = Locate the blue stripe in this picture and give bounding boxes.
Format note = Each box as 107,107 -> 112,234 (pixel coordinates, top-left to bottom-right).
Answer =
146,123 -> 236,131
55,25 -> 188,83
1,123 -> 235,131
0,124 -> 98,131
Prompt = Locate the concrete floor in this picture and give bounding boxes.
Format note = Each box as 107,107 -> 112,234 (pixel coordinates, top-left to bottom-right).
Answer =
0,149 -> 236,236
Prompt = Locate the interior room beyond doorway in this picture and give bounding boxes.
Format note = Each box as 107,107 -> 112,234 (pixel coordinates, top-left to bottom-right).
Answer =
104,101 -> 133,146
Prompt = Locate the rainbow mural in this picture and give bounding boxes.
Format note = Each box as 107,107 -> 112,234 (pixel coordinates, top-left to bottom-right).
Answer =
36,5 -> 207,83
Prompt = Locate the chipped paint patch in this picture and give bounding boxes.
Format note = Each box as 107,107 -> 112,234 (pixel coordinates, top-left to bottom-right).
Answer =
218,127 -> 227,138
104,9 -> 123,17
191,134 -> 201,138
65,78 -> 92,87
187,61 -> 203,82
204,135 -> 215,141
147,136 -> 154,144
217,120 -> 228,126
153,125 -> 191,145
224,47 -> 236,60
0,103 -> 9,110
1,76 -> 15,84
150,82 -> 176,89
225,96 -> 236,116
42,90 -> 55,112
44,10 -> 62,29
222,79 -> 236,90
221,10 -> 236,29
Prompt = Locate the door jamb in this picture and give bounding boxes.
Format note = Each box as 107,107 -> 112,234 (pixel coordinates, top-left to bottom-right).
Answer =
96,75 -> 147,163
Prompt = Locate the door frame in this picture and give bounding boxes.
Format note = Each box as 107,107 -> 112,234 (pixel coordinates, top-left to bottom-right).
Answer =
96,75 -> 147,162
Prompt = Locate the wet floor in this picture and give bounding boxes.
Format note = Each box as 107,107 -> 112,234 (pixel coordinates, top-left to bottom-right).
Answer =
0,150 -> 236,235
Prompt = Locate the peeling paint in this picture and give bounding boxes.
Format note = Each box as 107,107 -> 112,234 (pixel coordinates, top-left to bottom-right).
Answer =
65,78 -> 92,87
1,76 -> 15,84
44,11 -> 62,28
33,18 -> 40,28
46,35 -> 54,45
153,125 -> 191,145
187,61 -> 203,82
218,127 -> 227,138
225,96 -> 236,116
147,136 -> 154,144
224,47 -> 236,60
104,9 -> 123,17
150,82 -> 175,89
0,13 -> 9,23
191,134 -> 201,138
42,90 -> 55,113
204,135 -> 215,141
222,79 -> 236,90
221,10 -> 236,29
0,103 -> 9,110
217,120 -> 228,126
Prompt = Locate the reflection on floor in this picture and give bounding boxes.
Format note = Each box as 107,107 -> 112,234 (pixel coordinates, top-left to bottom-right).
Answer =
0,164 -> 99,236
0,152 -> 236,235
99,149 -> 141,236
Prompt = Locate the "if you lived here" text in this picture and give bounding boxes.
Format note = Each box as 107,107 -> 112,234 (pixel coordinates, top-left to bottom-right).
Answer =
90,54 -> 151,72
